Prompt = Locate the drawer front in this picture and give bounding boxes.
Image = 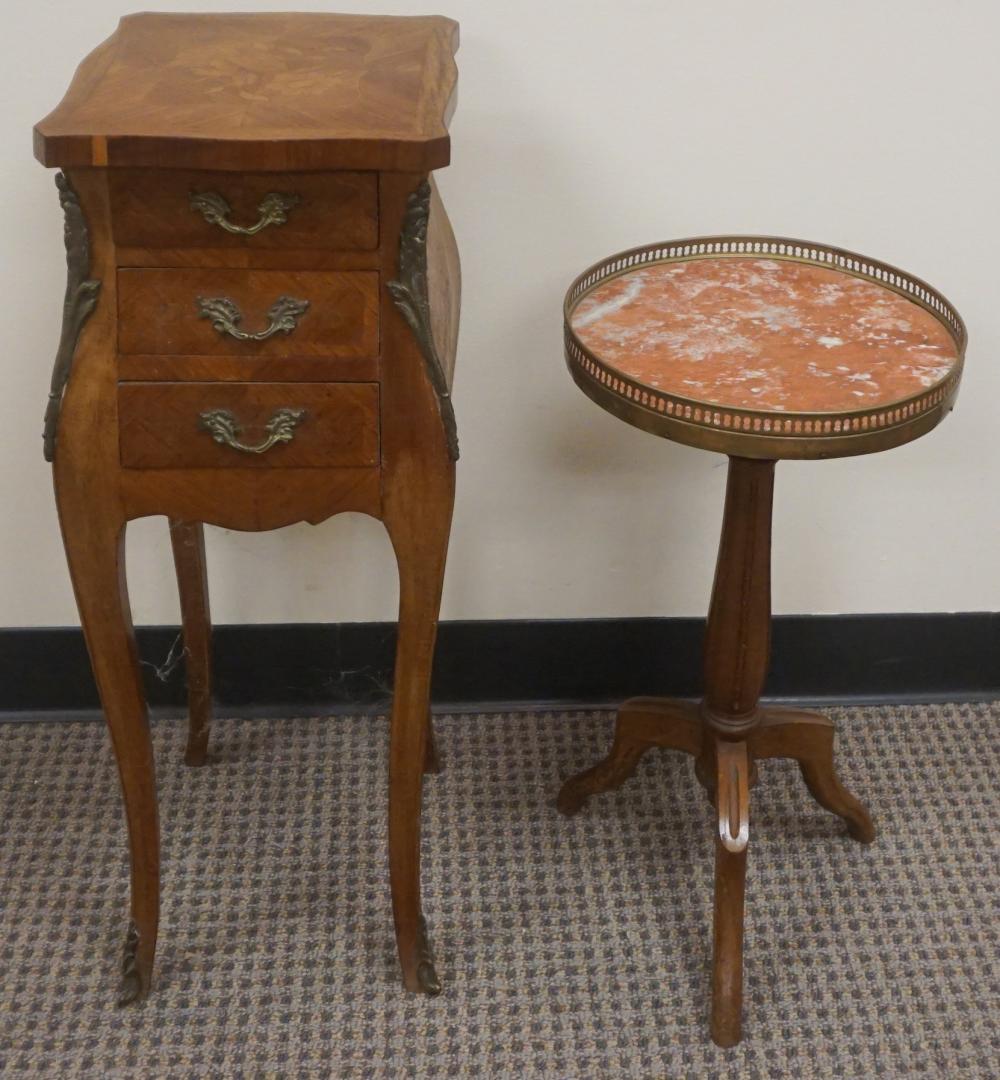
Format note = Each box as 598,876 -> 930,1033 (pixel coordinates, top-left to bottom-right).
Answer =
118,269 -> 379,358
109,170 -> 378,250
119,383 -> 380,469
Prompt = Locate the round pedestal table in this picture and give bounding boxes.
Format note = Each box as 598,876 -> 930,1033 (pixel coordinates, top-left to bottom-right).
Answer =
556,236 -> 966,1046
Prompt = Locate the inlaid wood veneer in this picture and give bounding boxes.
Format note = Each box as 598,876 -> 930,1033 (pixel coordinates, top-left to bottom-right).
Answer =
117,269 -> 379,358
109,170 -> 378,251
35,11 -> 462,1008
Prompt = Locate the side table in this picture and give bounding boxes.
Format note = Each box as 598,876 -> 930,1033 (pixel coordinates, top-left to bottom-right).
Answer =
34,12 -> 461,1002
556,237 -> 966,1045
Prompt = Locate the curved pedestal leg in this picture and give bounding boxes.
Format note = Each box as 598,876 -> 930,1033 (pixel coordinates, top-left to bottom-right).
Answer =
59,516 -> 159,1005
169,520 -> 213,767
552,458 -> 878,1045
556,697 -> 702,815
710,738 -> 750,1048
753,709 -> 875,843
383,491 -> 452,996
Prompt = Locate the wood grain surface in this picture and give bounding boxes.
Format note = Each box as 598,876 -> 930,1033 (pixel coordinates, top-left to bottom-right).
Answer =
34,13 -> 459,172
43,8 -> 462,1001
117,269 -> 379,358
110,170 -> 378,251
118,381 -> 379,469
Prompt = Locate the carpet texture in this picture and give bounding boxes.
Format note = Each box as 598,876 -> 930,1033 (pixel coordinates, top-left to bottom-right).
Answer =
1,705 -> 997,1078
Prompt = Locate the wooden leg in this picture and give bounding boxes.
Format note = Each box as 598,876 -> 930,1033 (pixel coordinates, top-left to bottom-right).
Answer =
383,490 -> 452,995
423,710 -> 442,774
551,458 -> 878,1046
50,168 -> 159,1004
752,708 -> 875,843
169,520 -> 213,767
698,457 -> 773,1046
710,738 -> 750,1047
59,516 -> 159,1004
557,696 -> 702,814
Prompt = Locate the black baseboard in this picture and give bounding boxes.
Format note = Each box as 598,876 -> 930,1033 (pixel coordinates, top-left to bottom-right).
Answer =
0,613 -> 997,720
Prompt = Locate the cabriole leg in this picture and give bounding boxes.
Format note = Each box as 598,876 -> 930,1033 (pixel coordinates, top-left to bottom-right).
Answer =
423,708 -> 442,774
169,520 -> 213,767
557,696 -> 702,814
59,514 -> 159,1004
383,483 -> 453,995
752,708 -> 875,843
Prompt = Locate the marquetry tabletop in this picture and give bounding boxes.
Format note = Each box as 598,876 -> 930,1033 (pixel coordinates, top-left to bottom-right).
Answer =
33,12 -> 459,172
564,237 -> 966,459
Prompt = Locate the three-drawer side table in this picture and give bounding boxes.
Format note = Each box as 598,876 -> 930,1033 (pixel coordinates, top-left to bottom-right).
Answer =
556,236 -> 966,1045
34,12 -> 461,1002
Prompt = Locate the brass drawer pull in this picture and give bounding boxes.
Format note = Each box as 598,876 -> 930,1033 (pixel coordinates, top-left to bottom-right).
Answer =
189,190 -> 300,236
196,295 -> 309,341
198,407 -> 306,454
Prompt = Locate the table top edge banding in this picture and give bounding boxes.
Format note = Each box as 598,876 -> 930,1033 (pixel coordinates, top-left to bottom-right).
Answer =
563,234 -> 966,459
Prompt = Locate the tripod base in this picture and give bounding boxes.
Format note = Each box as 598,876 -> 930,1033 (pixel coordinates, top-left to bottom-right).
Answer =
557,696 -> 874,1046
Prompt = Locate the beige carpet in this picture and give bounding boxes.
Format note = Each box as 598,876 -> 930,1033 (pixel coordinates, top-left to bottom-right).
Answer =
1,705 -> 997,1078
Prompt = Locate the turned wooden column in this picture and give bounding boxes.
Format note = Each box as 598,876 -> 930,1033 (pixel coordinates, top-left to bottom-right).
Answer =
701,457 -> 775,730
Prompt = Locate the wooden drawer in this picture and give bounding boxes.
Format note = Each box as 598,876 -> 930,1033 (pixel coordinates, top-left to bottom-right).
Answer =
118,382 -> 380,469
109,170 -> 378,250
118,269 -> 379,358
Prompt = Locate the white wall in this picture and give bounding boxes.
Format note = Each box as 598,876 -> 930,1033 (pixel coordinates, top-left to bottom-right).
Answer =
2,0 -> 997,628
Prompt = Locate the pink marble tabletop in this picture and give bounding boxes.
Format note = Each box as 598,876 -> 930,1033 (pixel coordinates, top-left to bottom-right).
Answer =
569,257 -> 958,414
